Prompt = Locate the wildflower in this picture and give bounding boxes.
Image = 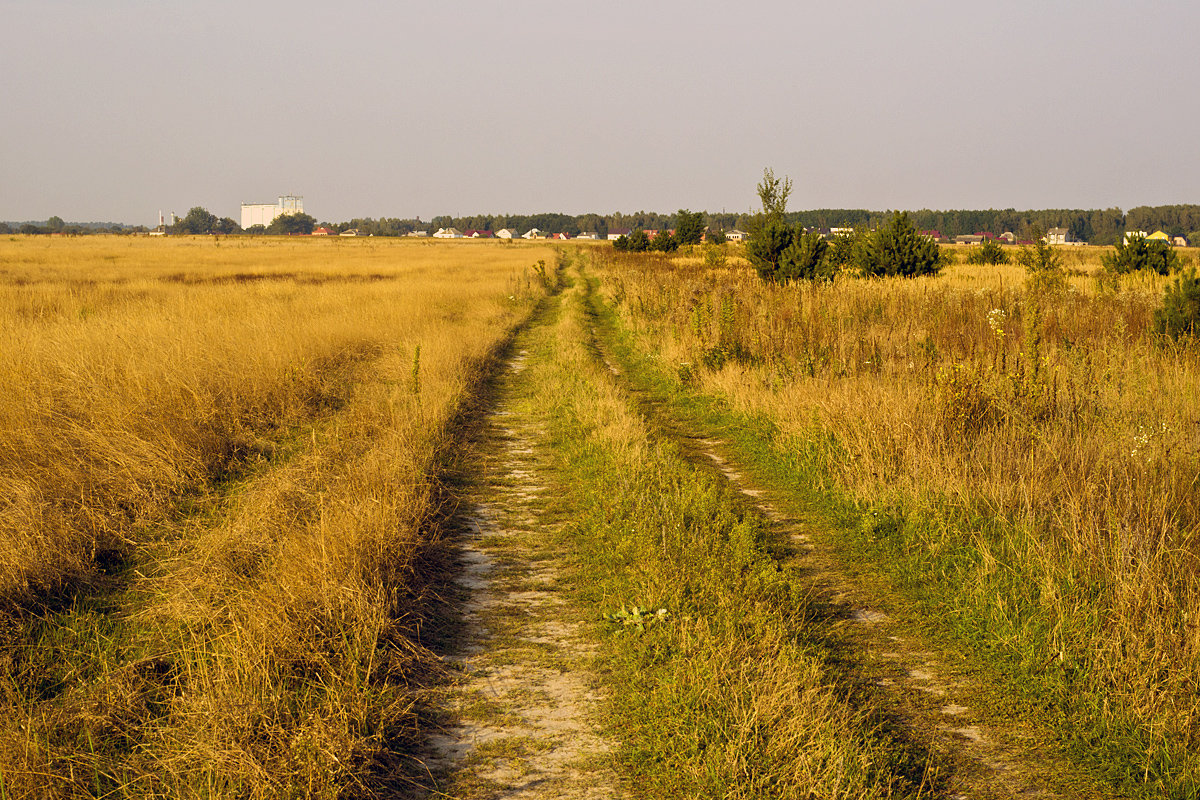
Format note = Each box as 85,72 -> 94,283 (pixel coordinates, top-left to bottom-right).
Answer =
986,308 -> 1006,340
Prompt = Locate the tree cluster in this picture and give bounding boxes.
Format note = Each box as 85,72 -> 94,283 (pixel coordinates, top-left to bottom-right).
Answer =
171,207 -> 240,235
746,169 -> 940,283
266,212 -> 316,236
2,217 -> 135,235
613,229 -> 678,253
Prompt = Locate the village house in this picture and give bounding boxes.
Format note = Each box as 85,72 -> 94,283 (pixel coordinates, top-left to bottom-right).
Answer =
575,232 -> 598,240
607,228 -> 632,241
463,230 -> 494,238
312,226 -> 334,236
339,228 -> 363,237
725,229 -> 749,242
522,228 -> 543,239
433,227 -> 463,239
1044,228 -> 1071,245
496,228 -> 517,239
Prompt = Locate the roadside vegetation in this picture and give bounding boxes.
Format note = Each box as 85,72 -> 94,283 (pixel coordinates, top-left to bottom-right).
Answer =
589,242 -> 1200,797
0,235 -> 551,797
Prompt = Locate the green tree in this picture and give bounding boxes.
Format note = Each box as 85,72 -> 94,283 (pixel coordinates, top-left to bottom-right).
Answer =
756,167 -> 792,220
213,217 -> 241,235
627,229 -> 651,252
674,209 -> 705,245
1154,268 -> 1200,338
779,230 -> 833,282
1103,233 -> 1179,275
614,229 -> 651,253
45,215 -> 65,233
859,212 -> 941,278
828,230 -> 859,270
747,168 -> 804,282
173,207 -> 218,234
746,217 -> 796,281
266,212 -> 316,235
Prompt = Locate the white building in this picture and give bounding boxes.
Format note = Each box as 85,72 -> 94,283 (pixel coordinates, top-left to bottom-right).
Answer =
240,195 -> 303,229
433,227 -> 463,238
496,228 -> 518,239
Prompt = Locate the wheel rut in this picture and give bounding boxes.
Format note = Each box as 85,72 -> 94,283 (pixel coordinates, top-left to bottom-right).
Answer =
588,326 -> 1093,800
429,346 -> 625,799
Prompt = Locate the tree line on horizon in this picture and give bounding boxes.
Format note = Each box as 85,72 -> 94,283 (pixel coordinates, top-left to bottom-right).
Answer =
8,205 -> 1200,245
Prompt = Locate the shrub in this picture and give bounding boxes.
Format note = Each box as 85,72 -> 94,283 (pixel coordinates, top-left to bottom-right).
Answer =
1154,268 -> 1200,338
858,212 -> 941,278
614,229 -> 651,253
966,238 -> 1009,265
703,243 -> 728,268
651,229 -> 679,253
747,217 -> 794,281
749,223 -> 834,283
779,230 -> 834,282
827,230 -> 858,270
1103,234 -> 1179,275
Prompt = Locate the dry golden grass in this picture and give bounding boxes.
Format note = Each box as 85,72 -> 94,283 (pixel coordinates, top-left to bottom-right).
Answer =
594,246 -> 1200,787
0,234 -> 553,797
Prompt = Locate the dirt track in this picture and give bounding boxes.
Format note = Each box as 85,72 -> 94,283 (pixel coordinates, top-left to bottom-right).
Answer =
429,346 -> 624,799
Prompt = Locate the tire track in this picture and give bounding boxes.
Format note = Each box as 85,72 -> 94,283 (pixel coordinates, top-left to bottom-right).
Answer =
430,346 -> 624,799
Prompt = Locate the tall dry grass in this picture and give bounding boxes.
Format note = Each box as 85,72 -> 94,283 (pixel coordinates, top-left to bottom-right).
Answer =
0,235 -> 552,797
594,245 -> 1200,786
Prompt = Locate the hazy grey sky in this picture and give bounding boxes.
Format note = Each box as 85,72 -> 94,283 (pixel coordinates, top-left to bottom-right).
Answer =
3,0 -> 1197,225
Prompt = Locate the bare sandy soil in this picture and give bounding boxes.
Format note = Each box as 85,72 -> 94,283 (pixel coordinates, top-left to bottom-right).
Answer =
429,349 -> 625,799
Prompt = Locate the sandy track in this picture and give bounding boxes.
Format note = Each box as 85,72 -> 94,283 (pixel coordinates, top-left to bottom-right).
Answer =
429,349 -> 624,799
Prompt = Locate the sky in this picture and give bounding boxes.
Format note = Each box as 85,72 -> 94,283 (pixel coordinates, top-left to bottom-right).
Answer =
2,0 -> 1198,225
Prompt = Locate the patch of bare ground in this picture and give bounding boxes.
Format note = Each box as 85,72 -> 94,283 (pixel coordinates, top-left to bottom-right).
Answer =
429,349 -> 624,799
591,328 -> 1098,800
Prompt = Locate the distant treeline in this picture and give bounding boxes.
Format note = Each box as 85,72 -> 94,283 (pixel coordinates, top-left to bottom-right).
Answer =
766,206 -> 1200,247
0,217 -> 144,235
8,205 -> 1200,245
336,205 -> 1200,246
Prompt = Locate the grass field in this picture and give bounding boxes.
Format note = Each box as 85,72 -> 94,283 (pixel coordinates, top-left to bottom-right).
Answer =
5,233 -> 1199,798
591,243 -> 1200,796
0,235 -> 552,797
